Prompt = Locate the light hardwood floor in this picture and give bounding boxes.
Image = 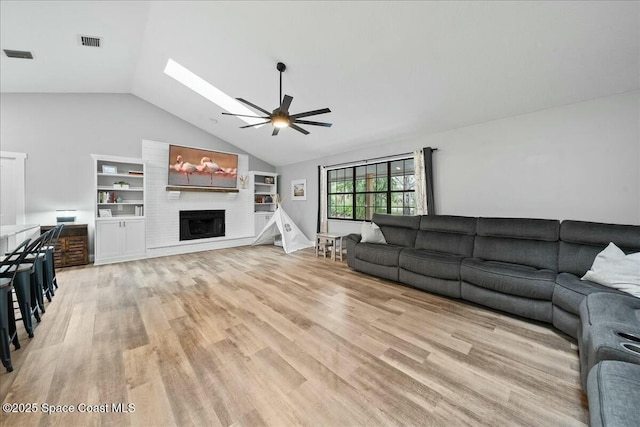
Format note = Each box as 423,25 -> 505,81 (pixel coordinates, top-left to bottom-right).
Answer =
1,246 -> 588,426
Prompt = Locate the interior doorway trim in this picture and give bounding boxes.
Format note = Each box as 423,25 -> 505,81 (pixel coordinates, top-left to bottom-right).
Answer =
0,151 -> 27,225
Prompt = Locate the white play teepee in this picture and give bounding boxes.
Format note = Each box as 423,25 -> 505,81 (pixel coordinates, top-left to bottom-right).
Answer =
252,203 -> 314,254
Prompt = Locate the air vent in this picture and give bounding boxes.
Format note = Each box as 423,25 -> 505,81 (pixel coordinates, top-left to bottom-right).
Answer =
79,35 -> 101,47
3,49 -> 33,59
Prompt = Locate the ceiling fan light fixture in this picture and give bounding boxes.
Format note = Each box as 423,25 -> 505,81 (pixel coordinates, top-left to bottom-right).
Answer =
272,116 -> 290,128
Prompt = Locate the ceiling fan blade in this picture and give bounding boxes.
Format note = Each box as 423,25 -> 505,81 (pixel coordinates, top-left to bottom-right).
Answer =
293,119 -> 332,127
290,108 -> 331,119
280,95 -> 293,113
289,123 -> 310,135
272,127 -> 280,136
236,98 -> 272,115
222,112 -> 269,119
240,121 -> 271,129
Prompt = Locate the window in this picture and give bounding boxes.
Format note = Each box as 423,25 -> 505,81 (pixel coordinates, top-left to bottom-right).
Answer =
328,158 -> 415,220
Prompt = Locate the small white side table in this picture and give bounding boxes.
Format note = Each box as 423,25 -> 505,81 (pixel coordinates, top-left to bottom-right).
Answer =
315,233 -> 344,261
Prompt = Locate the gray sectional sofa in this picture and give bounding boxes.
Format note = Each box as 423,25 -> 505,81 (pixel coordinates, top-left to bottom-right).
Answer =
346,213 -> 640,426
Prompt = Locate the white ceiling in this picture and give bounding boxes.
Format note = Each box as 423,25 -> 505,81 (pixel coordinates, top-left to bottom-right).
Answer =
1,1 -> 638,167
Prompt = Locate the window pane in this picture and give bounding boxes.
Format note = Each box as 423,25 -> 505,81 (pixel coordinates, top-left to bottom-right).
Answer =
330,181 -> 337,193
343,179 -> 353,193
356,193 -> 366,205
390,192 -> 403,208
328,170 -> 337,181
404,158 -> 414,174
375,193 -> 387,208
355,206 -> 366,220
391,176 -> 404,191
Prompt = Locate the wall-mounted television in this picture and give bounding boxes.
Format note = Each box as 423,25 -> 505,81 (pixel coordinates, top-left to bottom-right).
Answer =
168,144 -> 238,188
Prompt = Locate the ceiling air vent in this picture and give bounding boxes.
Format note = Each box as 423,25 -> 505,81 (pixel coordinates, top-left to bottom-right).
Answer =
3,49 -> 33,59
79,35 -> 102,47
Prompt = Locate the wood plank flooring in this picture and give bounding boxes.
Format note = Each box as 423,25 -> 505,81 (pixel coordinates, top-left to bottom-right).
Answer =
0,246 -> 589,426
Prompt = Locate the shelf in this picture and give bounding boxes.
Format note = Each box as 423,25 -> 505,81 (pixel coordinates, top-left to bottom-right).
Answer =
255,192 -> 275,195
97,172 -> 144,178
98,187 -> 144,191
98,202 -> 144,205
96,216 -> 145,221
255,202 -> 275,205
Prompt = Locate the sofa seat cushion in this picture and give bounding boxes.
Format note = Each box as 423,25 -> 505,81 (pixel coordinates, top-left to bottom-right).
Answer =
461,258 -> 556,300
553,272 -> 622,316
588,361 -> 640,427
354,243 -> 403,267
399,249 -> 464,281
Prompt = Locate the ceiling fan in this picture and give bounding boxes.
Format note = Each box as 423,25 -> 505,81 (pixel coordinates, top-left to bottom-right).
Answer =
222,62 -> 332,136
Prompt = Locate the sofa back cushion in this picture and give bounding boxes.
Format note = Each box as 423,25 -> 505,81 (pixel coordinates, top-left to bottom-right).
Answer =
415,215 -> 477,256
473,218 -> 560,270
372,213 -> 421,247
559,220 -> 640,276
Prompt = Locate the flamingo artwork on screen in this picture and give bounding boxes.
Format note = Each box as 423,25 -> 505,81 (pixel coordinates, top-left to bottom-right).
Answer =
168,144 -> 238,188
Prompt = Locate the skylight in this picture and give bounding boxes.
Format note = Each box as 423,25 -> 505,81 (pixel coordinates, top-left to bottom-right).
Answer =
163,58 -> 264,127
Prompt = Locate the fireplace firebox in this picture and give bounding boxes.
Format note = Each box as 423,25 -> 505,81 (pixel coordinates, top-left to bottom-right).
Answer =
179,210 -> 225,241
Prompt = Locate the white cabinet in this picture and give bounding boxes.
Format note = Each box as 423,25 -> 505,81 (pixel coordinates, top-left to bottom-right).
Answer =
95,218 -> 146,264
255,212 -> 273,235
91,154 -> 147,265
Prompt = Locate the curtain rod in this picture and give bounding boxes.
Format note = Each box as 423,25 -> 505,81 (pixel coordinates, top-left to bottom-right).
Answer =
322,148 -> 437,169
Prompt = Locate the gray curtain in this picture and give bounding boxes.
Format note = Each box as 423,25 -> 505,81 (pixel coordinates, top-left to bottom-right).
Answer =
423,147 -> 436,215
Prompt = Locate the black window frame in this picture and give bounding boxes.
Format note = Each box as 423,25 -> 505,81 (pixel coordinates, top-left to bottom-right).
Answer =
327,158 -> 416,221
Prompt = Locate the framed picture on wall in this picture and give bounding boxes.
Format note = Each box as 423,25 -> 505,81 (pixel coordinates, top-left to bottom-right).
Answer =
291,179 -> 307,201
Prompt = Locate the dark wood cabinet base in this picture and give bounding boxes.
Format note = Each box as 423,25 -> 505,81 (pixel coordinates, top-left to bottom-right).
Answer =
40,224 -> 89,268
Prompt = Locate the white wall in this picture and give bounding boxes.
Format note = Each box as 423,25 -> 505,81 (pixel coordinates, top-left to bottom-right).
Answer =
0,93 -> 275,253
277,91 -> 640,239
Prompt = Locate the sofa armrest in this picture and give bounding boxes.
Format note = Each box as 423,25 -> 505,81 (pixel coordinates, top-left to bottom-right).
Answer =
345,234 -> 361,268
346,233 -> 362,244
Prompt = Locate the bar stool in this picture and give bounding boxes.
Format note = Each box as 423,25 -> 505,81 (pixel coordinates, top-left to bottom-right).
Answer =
3,231 -> 51,317
0,239 -> 32,372
0,238 -> 37,337
0,278 -> 19,371
44,224 -> 64,292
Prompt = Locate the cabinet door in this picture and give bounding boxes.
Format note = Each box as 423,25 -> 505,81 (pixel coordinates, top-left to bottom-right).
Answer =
96,220 -> 122,260
122,219 -> 146,257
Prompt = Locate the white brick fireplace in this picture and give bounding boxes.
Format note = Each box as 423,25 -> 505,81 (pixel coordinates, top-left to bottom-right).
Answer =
142,139 -> 254,258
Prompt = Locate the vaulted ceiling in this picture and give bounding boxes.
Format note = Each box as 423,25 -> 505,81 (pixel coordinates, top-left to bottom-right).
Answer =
1,1 -> 638,166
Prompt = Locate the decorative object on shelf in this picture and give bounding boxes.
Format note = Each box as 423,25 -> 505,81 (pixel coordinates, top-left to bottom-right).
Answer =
116,196 -> 123,203
222,62 -> 332,136
99,209 -> 112,218
128,170 -> 143,176
264,177 -> 274,184
238,175 -> 248,189
265,195 -> 273,203
113,180 -> 130,189
56,210 -> 76,223
168,144 -> 238,188
291,179 -> 307,201
102,165 -> 117,174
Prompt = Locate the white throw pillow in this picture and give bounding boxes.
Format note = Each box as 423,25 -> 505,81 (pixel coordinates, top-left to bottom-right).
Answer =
581,242 -> 640,298
360,221 -> 387,244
